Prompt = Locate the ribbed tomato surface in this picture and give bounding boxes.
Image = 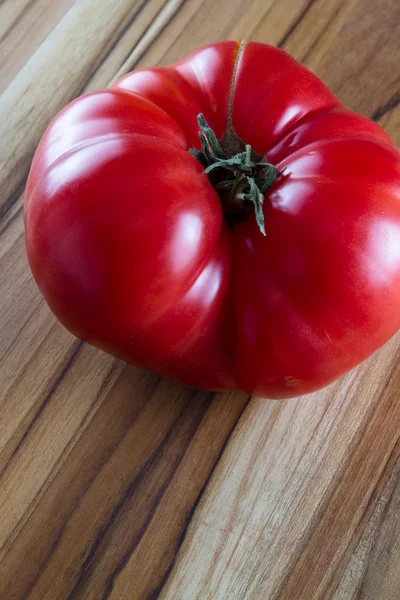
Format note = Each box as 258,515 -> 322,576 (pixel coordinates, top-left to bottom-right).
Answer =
25,41 -> 400,397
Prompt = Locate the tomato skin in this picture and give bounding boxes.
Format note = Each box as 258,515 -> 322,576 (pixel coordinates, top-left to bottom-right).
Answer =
25,41 -> 400,398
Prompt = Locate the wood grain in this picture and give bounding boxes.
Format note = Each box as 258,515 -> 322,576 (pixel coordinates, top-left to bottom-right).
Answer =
0,0 -> 399,599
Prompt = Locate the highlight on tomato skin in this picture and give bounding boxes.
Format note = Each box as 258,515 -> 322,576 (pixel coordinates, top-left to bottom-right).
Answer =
24,40 -> 400,399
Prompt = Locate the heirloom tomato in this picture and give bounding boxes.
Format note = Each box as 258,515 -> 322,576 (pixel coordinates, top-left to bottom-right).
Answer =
25,41 -> 400,398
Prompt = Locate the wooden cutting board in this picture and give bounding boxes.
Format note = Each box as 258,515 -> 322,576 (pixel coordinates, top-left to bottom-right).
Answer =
1,1 -> 400,598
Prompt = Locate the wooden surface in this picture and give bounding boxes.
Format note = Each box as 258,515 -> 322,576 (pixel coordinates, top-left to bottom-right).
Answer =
1,0 -> 400,598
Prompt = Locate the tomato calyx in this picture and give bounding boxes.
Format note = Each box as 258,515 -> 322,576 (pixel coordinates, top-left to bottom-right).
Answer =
189,113 -> 285,235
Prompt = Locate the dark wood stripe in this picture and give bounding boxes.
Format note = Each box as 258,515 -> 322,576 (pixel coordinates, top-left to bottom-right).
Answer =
0,340 -> 82,482
329,436 -> 400,599
0,181 -> 25,225
14,389 -> 249,600
17,361 -> 142,600
300,0 -> 345,64
371,90 -> 400,122
0,201 -> 23,235
118,0 -> 189,74
0,0 -> 38,44
278,0 -> 317,48
74,0 -> 150,98
140,396 -> 251,600
356,434 -> 400,535
66,388 -> 208,600
0,297 -> 42,365
273,356 -> 400,600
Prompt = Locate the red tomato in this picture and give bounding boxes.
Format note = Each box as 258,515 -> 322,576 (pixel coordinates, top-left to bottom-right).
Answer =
25,41 -> 400,398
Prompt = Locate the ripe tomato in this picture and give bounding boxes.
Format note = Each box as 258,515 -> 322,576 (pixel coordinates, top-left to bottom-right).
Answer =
25,41 -> 400,398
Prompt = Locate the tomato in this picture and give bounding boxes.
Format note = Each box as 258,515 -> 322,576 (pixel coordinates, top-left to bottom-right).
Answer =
24,41 -> 400,398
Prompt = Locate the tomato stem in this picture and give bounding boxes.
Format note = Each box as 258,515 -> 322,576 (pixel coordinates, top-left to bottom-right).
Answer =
189,113 -> 285,235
